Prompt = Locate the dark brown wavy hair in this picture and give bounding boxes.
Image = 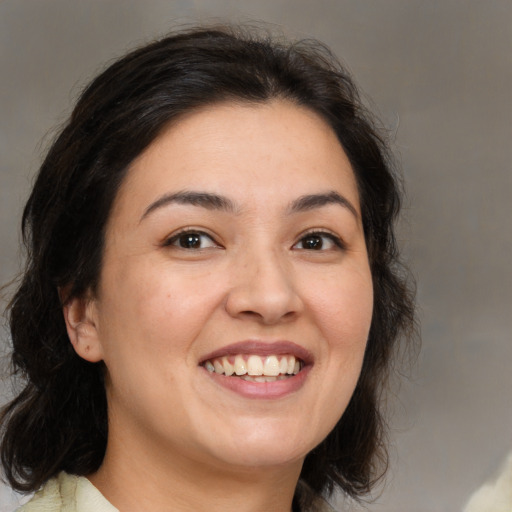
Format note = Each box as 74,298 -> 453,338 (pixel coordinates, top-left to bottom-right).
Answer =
1,25 -> 416,506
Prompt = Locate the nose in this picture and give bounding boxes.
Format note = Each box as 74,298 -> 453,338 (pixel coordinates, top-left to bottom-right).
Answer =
224,248 -> 303,325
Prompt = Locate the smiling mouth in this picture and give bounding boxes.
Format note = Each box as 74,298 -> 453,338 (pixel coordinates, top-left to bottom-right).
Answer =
202,354 -> 303,382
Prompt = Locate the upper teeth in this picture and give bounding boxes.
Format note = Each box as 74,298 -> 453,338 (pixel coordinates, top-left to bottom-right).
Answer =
204,354 -> 301,377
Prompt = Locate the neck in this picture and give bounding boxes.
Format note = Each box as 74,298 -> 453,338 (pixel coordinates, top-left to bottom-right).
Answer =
89,429 -> 303,512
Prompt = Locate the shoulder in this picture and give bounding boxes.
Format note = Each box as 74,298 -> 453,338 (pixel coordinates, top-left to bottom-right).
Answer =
464,451 -> 512,512
16,472 -> 118,512
16,475 -> 64,512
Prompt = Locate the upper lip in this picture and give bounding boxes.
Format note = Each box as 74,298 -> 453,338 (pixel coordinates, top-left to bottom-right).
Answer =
199,340 -> 314,365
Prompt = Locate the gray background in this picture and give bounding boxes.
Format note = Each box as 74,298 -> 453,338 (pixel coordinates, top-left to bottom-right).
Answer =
1,1 -> 511,511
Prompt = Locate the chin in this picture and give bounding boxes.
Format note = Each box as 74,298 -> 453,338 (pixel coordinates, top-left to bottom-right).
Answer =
214,443 -> 307,470
199,417 -> 325,470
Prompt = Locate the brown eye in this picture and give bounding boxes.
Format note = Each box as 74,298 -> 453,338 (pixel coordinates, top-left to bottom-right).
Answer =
301,235 -> 325,250
293,232 -> 343,251
178,233 -> 202,248
166,231 -> 218,250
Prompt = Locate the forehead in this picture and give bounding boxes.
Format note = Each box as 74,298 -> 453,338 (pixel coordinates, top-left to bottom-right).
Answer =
112,100 -> 360,219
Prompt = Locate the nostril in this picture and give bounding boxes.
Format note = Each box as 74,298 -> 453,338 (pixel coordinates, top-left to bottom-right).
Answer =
224,267 -> 303,323
236,309 -> 297,326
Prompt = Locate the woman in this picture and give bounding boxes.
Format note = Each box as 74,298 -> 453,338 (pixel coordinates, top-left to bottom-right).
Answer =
1,25 -> 415,511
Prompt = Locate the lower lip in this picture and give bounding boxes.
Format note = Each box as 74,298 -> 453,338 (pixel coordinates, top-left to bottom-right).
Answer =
202,366 -> 311,399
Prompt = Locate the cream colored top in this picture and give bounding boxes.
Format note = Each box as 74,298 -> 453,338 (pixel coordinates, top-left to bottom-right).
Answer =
17,471 -> 336,512
17,472 -> 118,512
463,451 -> 512,512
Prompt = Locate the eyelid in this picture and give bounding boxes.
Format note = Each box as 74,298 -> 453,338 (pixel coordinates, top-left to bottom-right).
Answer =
162,227 -> 222,249
292,229 -> 346,250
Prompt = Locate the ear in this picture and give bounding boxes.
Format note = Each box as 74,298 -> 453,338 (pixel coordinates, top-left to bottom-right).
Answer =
62,293 -> 104,363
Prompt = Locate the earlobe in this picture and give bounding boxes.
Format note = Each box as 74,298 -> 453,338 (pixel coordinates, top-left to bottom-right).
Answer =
61,293 -> 104,363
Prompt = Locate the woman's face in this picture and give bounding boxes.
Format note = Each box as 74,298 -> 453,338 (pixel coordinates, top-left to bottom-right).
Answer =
78,100 -> 373,472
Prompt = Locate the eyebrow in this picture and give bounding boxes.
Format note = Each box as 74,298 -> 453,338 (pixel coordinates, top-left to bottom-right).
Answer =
140,189 -> 358,222
288,191 -> 359,219
140,191 -> 238,221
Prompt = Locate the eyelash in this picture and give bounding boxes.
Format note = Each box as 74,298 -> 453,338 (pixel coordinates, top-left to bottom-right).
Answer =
293,230 -> 345,251
162,229 -> 345,252
162,229 -> 219,250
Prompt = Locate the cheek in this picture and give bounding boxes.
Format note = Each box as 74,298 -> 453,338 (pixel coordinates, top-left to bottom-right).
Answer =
311,265 -> 373,349
97,259 -> 223,362
298,268 -> 373,445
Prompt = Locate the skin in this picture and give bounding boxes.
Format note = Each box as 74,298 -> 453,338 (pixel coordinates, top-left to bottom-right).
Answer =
64,100 -> 374,512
